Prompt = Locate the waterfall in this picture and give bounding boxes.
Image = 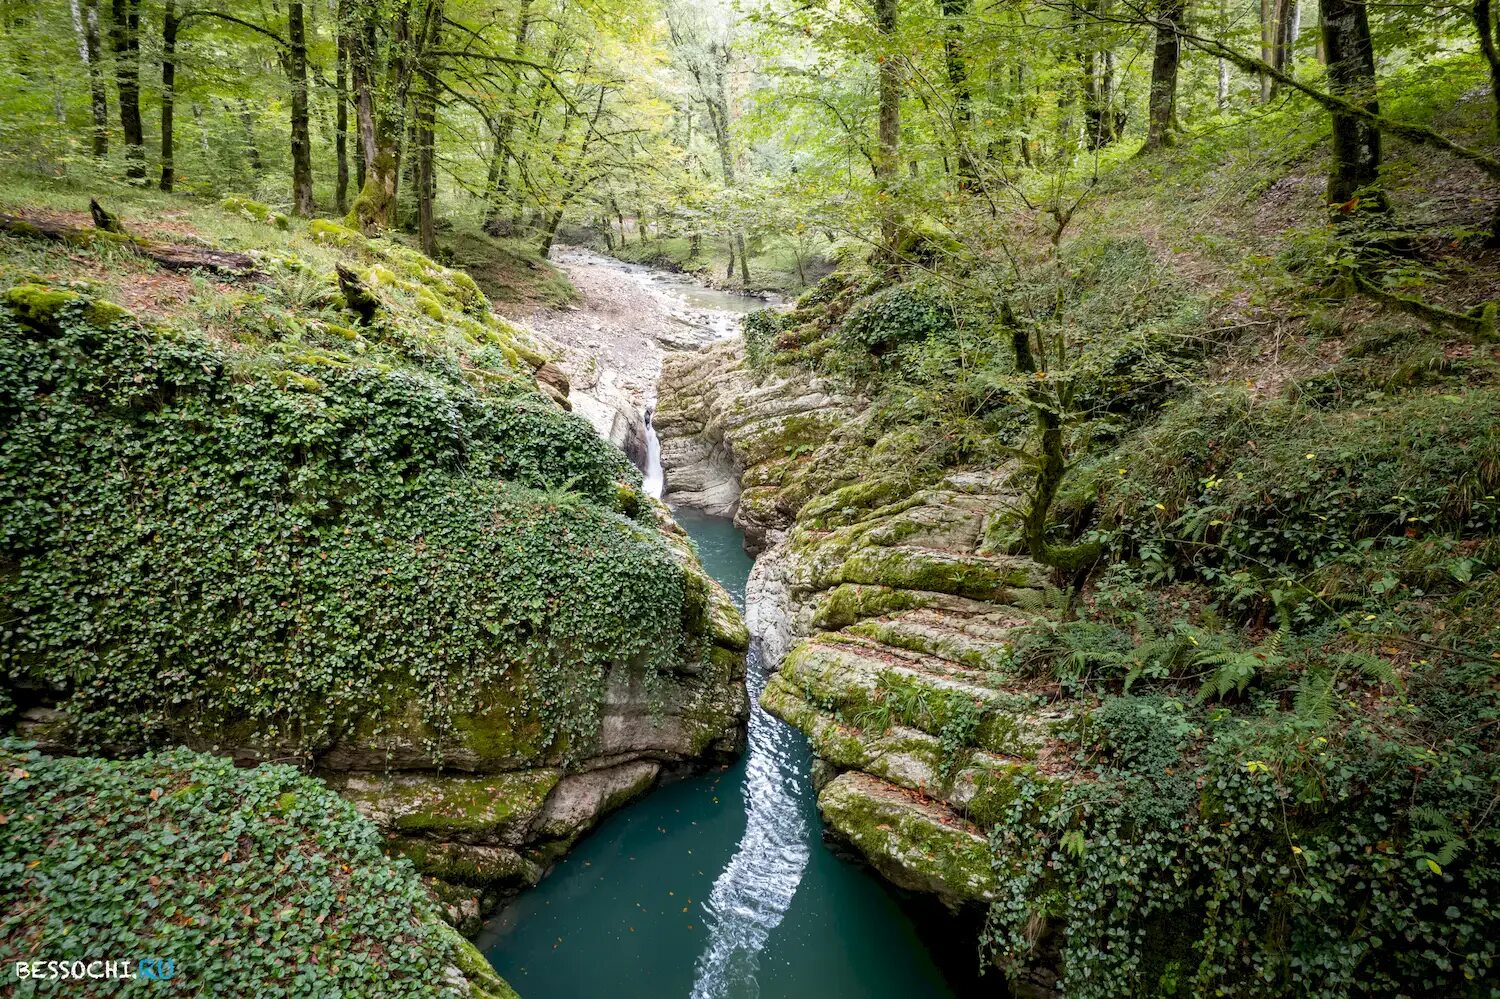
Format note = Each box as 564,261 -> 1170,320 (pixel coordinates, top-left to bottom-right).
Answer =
643,408 -> 664,499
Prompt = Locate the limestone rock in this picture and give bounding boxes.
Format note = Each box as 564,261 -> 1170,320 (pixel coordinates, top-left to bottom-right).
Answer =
531,760 -> 661,843
817,771 -> 999,907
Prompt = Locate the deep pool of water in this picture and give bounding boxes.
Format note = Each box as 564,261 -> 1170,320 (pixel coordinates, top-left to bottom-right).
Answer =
479,506 -> 962,999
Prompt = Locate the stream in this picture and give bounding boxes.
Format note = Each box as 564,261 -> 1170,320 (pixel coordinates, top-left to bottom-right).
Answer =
479,256 -> 963,999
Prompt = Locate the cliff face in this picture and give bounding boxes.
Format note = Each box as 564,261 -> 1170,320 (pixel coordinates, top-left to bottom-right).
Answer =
654,339 -> 858,552
656,342 -> 1070,920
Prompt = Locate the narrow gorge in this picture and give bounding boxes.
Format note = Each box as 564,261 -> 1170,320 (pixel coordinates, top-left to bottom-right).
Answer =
5,0 -> 1499,988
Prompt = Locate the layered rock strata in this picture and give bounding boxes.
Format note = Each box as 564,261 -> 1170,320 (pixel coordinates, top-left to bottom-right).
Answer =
656,341 -> 1073,914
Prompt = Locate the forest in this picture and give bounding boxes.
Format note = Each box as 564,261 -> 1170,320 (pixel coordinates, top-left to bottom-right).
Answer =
2,0 -> 1499,995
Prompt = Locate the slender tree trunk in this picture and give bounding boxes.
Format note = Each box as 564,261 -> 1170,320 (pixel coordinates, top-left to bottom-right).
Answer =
416,5 -> 443,256
191,103 -> 210,162
873,0 -> 902,252
285,2 -> 314,215
940,0 -> 975,188
1260,0 -> 1300,101
485,0 -> 533,228
336,21 -> 350,214
159,1 -> 179,191
70,0 -> 110,157
110,0 -> 145,182
1144,0 -> 1185,150
1319,0 -> 1382,206
239,100 -> 263,174
1475,0 -> 1500,136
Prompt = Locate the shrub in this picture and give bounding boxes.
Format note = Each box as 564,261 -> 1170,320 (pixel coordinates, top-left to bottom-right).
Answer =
0,291 -> 690,758
0,740 -> 471,997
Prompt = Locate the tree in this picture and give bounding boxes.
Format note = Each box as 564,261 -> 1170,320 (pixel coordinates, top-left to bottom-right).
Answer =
1318,0 -> 1382,206
940,0 -> 977,186
160,0 -> 179,191
110,0 -> 145,182
286,1 -> 314,216
874,0 -> 903,251
1259,0 -> 1300,101
1143,0 -> 1186,150
68,0 -> 109,158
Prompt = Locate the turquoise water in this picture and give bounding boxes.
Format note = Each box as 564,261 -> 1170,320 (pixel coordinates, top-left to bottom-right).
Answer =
479,505 -> 963,999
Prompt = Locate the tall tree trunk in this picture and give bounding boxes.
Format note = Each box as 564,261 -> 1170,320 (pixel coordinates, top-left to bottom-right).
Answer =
1475,0 -> 1500,136
940,0 -> 975,187
873,0 -> 902,252
1319,0 -> 1382,206
70,0 -> 110,157
1471,0 -> 1500,242
287,2 -> 314,216
110,0 -> 145,182
1144,0 -> 1185,150
159,1 -> 178,191
238,100 -> 263,174
416,4 -> 443,256
336,20 -> 350,214
485,0 -> 533,228
1260,0 -> 1300,101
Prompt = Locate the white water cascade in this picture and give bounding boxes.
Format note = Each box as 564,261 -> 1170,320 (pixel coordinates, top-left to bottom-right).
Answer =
689,645 -> 811,999
643,411 -> 665,500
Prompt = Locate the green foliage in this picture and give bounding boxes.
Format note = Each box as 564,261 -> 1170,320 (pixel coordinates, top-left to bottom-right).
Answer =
1101,386 -> 1500,618
0,290 -> 692,759
742,307 -> 790,370
982,680 -> 1500,997
0,740 -> 469,997
837,281 -> 957,357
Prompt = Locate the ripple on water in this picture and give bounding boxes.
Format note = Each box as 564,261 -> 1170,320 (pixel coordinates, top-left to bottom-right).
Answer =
480,499 -> 958,999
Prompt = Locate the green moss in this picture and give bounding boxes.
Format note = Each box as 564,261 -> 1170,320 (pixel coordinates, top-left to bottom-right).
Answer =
836,547 -> 1046,601
387,839 -> 539,890
847,616 -> 1015,672
84,300 -> 132,328
310,218 -> 362,247
3,283 -> 83,322
345,771 -> 561,837
437,922 -> 521,999
417,290 -> 446,321
220,195 -> 273,223
811,583 -> 932,629
800,477 -> 925,530
817,773 -> 999,902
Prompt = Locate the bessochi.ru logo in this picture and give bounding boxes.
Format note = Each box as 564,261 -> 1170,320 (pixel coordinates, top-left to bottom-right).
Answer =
13,958 -> 177,982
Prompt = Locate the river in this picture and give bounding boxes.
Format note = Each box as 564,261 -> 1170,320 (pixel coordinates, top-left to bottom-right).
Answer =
478,256 -> 966,999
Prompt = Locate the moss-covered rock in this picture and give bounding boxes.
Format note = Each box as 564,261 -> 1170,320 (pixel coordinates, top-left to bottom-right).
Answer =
817,770 -> 999,906
387,839 -> 543,891
336,770 -> 561,842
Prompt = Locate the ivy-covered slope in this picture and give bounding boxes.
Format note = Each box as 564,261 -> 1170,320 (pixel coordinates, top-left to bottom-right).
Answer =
0,196 -> 749,928
0,206 -> 744,767
0,740 -> 515,998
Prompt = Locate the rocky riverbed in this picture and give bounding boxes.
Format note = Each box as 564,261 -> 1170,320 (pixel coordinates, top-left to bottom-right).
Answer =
514,247 -> 763,470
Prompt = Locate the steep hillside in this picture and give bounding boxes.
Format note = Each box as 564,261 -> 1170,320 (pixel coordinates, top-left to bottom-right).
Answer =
656,81 -> 1500,997
0,184 -> 750,987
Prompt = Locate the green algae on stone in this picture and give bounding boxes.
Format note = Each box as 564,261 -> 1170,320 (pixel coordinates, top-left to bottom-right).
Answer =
817,771 -> 1000,904
3,283 -> 83,322
340,770 -> 562,839
387,838 -> 543,891
437,922 -> 522,999
835,546 -> 1048,601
